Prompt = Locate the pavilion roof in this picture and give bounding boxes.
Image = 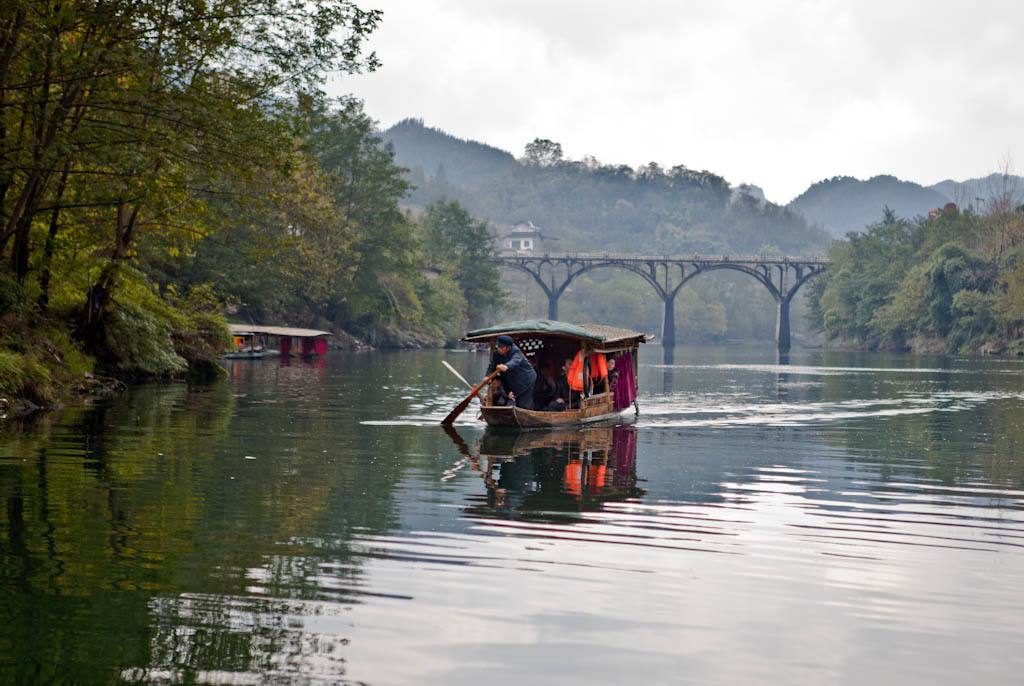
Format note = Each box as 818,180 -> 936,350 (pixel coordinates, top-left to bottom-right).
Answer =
228,324 -> 331,338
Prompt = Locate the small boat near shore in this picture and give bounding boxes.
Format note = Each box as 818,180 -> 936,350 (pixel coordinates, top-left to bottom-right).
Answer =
226,324 -> 331,359
460,320 -> 648,429
223,348 -> 280,360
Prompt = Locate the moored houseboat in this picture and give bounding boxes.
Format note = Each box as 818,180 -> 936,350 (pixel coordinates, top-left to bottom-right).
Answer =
462,320 -> 647,429
226,324 -> 331,359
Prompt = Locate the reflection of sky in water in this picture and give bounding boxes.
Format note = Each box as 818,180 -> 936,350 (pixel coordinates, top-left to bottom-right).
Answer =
3,345 -> 1024,684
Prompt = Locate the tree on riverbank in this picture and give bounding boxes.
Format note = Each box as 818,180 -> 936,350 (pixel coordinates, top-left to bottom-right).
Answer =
419,200 -> 504,329
0,2 -> 501,408
807,201 -> 1024,353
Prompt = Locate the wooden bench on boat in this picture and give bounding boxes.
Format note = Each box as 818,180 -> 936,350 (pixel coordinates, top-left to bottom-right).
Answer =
463,320 -> 647,429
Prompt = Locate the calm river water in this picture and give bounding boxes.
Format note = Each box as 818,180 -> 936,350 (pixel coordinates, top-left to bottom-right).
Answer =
2,346 -> 1024,684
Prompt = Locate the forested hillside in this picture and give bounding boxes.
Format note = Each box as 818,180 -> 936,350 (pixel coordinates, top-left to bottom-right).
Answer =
807,203 -> 1024,354
385,120 -> 830,255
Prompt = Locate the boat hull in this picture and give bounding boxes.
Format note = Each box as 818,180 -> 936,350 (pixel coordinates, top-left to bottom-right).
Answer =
480,404 -> 633,429
223,350 -> 280,360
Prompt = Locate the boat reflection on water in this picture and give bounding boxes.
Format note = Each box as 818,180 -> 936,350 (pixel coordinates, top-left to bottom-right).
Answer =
447,425 -> 642,514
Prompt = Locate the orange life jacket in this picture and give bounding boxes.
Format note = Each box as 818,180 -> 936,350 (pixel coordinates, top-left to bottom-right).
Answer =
589,463 -> 607,492
564,460 -> 583,496
568,351 -> 608,392
568,350 -> 587,392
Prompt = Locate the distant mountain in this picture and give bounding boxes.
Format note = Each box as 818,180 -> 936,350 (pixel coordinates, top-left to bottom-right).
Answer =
382,118 -> 516,186
381,118 -> 830,255
787,175 -> 949,237
929,173 -> 1024,210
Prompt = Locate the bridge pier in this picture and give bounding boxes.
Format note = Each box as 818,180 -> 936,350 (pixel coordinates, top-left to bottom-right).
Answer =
661,293 -> 676,350
493,253 -> 829,354
547,292 -> 559,320
775,296 -> 791,354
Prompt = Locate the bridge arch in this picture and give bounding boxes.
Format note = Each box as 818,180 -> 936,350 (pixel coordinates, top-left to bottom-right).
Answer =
493,253 -> 829,352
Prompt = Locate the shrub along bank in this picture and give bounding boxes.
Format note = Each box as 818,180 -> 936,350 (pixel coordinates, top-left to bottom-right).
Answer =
0,267 -> 227,416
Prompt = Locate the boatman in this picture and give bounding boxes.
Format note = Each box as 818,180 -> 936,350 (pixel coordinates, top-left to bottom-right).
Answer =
487,335 -> 537,410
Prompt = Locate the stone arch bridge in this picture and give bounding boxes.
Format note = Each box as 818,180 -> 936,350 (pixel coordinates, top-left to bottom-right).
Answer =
491,252 -> 830,353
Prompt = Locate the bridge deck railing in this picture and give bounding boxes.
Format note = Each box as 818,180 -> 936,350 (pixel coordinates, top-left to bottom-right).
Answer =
493,251 -> 831,264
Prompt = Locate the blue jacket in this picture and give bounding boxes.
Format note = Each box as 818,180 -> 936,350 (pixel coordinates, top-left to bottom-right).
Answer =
486,345 -> 537,398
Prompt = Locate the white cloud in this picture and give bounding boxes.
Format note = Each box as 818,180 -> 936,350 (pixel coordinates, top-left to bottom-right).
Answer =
332,0 -> 1024,202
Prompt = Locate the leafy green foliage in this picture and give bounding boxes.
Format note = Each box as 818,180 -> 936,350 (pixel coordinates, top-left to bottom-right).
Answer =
101,269 -> 230,377
419,200 -> 505,327
0,0 -> 393,403
808,204 -> 1024,352
105,301 -> 189,377
1,0 -> 511,408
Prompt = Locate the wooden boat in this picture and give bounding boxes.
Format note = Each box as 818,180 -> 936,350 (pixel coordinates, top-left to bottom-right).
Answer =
463,320 -> 648,429
226,324 -> 331,358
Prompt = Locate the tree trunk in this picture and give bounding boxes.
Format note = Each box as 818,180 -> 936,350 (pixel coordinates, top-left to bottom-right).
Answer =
37,165 -> 70,311
9,177 -> 44,280
79,202 -> 141,348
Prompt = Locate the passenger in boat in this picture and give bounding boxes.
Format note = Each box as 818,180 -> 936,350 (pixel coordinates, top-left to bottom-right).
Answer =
606,355 -> 620,395
487,335 -> 537,409
543,357 -> 575,411
489,379 -> 509,406
531,356 -> 557,409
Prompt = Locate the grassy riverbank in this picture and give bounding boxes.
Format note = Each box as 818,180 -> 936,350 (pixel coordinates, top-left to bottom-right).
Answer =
0,267 -> 228,416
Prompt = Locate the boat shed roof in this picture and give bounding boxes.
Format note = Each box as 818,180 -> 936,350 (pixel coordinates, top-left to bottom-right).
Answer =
465,319 -> 648,346
228,324 -> 332,338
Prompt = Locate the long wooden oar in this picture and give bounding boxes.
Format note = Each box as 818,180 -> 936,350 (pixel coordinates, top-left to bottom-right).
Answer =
442,360 -> 473,389
442,370 -> 500,426
443,359 -> 492,413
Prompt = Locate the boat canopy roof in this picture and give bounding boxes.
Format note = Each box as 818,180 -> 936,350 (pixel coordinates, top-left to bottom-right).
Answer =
465,319 -> 647,346
228,324 -> 332,338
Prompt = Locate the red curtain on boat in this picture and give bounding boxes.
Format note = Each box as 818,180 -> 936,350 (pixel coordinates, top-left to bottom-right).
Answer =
611,425 -> 637,488
314,337 -> 329,355
612,352 -> 637,411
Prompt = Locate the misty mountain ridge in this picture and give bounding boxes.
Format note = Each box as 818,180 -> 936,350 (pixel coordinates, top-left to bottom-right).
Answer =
930,173 -> 1024,209
382,118 -> 828,255
788,172 -> 1024,237
787,175 -> 949,237
383,118 -> 516,186
381,118 -> 1021,245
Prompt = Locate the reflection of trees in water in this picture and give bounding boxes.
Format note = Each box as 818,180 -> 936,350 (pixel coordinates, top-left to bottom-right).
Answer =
459,426 -> 643,518
124,594 -> 353,684
0,374 -> 423,683
816,366 -> 1024,487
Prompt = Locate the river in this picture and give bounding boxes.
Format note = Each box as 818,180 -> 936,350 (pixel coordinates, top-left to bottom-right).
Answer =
2,346 -> 1023,684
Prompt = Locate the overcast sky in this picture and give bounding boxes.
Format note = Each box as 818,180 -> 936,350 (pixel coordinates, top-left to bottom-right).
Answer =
331,0 -> 1023,203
